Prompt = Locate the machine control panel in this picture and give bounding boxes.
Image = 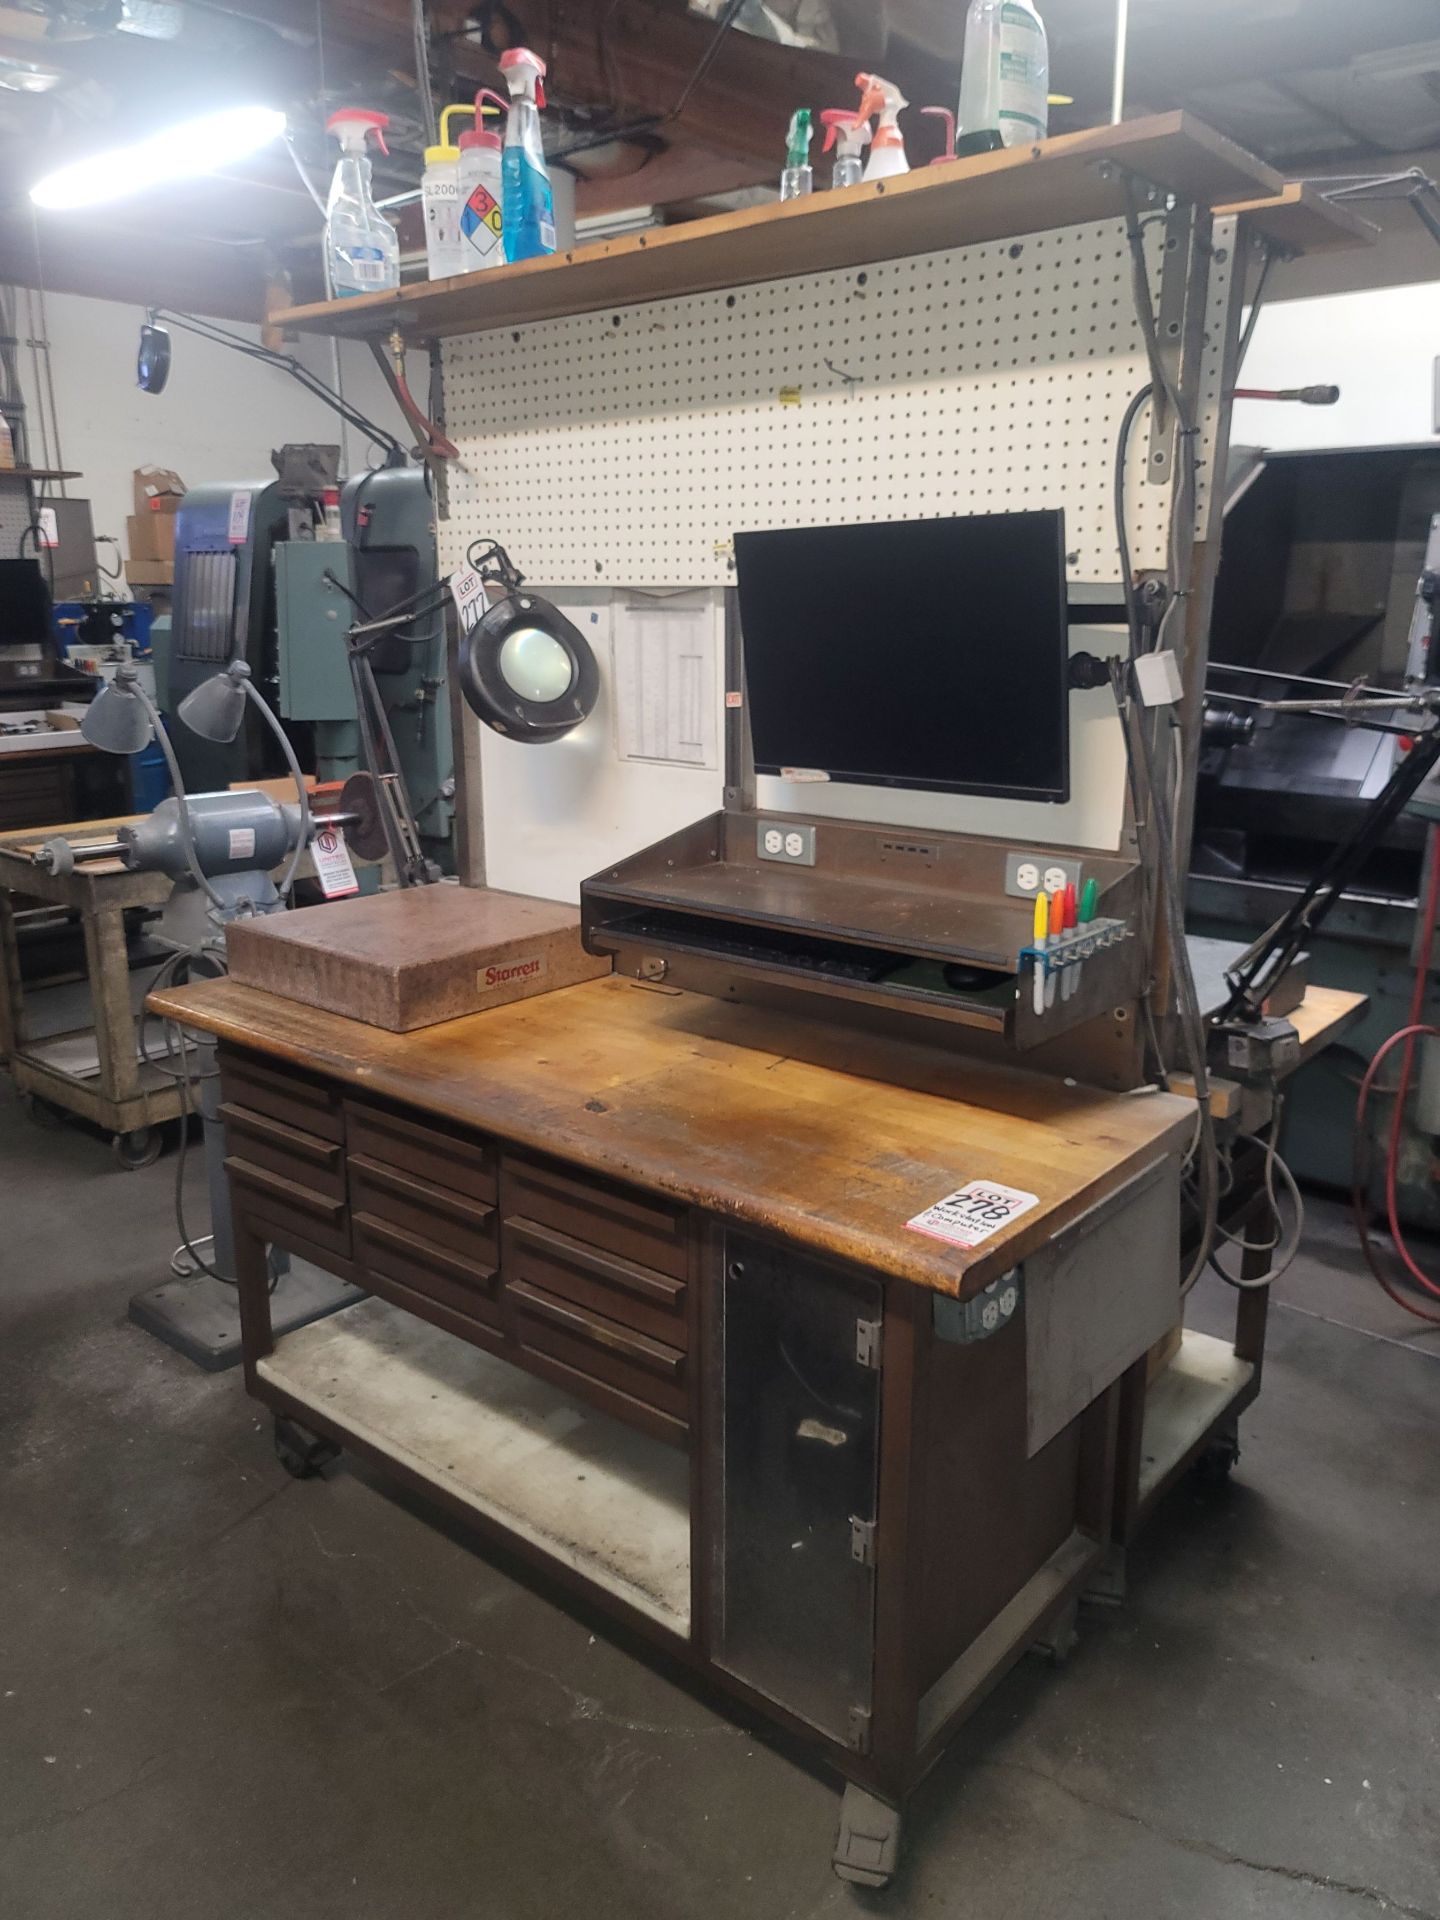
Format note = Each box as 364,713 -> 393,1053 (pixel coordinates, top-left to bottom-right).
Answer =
757,820 -> 817,867
1004,851 -> 1082,900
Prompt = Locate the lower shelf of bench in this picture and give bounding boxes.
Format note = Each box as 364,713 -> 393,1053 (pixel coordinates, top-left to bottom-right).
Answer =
257,1295 -> 692,1636
1138,1329 -> 1255,1505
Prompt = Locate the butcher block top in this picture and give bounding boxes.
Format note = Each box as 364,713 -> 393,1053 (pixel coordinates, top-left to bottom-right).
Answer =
149,972 -> 1201,1298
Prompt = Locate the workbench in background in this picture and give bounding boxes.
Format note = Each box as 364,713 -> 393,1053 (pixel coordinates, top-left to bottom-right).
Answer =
1,813 -> 180,1165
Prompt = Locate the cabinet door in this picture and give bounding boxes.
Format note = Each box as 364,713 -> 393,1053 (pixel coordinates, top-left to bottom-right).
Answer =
712,1233 -> 881,1751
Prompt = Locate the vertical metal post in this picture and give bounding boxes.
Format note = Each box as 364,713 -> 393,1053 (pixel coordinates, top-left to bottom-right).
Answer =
446,602 -> 488,886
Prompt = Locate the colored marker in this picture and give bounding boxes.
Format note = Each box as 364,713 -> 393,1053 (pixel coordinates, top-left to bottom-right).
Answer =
1045,888 -> 1064,1008
1032,892 -> 1049,1016
1079,878 -> 1099,993
1062,883 -> 1079,1000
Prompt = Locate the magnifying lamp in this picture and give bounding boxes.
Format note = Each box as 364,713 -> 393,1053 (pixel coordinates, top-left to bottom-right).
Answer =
455,545 -> 599,743
178,659 -> 313,895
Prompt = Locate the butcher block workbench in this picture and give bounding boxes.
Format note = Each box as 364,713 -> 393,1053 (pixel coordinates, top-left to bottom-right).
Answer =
146,971 -> 1356,1884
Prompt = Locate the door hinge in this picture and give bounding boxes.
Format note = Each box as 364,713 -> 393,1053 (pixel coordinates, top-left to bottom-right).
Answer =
846,1705 -> 873,1755
855,1317 -> 882,1369
849,1514 -> 877,1568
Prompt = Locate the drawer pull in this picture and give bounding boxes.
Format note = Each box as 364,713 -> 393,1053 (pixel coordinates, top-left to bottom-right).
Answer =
225,1156 -> 346,1224
219,1103 -> 341,1170
508,1280 -> 684,1379
356,1212 -> 497,1291
351,1155 -> 496,1229
507,1217 -> 684,1308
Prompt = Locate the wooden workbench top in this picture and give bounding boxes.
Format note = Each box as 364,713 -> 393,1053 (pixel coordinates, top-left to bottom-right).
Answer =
150,973 -> 1198,1299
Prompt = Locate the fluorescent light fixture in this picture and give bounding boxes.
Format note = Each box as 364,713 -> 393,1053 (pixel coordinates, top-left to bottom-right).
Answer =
30,103 -> 286,212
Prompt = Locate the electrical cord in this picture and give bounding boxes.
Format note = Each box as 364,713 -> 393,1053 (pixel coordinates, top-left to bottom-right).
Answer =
19,520 -> 56,595
1350,819 -> 1440,1324
1206,1094 -> 1307,1289
1235,240 -> 1277,374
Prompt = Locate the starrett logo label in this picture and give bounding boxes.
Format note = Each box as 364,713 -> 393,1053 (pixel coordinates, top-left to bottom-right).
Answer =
478,954 -> 547,992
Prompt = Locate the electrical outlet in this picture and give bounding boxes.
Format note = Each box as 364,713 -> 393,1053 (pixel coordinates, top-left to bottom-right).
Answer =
757,821 -> 816,866
1005,851 -> 1082,899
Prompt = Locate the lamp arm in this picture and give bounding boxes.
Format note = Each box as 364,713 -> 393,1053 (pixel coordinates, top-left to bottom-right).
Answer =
241,679 -> 313,897
131,683 -> 228,911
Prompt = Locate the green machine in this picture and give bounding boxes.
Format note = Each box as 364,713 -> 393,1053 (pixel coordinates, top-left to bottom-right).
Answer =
158,449 -> 454,872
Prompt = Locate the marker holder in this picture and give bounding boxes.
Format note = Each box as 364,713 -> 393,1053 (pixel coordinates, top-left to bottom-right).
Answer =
1020,917 -> 1132,980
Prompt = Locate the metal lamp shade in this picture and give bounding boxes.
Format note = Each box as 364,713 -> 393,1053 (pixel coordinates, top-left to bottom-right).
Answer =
178,668 -> 248,744
81,678 -> 154,755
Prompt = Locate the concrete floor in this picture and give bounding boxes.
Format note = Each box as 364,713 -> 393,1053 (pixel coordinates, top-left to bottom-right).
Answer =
2,1079 -> 1438,1920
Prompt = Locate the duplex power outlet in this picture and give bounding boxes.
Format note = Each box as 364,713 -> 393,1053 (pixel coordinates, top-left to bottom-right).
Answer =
1005,851 -> 1083,900
757,821 -> 817,867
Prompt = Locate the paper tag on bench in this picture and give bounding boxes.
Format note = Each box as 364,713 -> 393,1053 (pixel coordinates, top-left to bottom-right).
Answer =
312,822 -> 359,900
905,1180 -> 1039,1250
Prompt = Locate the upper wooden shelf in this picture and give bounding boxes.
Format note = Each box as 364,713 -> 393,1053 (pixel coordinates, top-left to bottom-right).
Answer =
1214,180 -> 1380,255
274,111 -> 1297,345
0,467 -> 82,483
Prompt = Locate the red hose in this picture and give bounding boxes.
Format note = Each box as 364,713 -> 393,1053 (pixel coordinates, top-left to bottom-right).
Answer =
1351,821 -> 1440,1323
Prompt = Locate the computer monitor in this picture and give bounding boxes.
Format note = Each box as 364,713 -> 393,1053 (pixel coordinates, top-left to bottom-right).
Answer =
0,559 -> 51,646
734,510 -> 1070,803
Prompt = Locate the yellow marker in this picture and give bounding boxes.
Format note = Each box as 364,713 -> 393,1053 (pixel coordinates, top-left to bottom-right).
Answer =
1032,893 -> 1048,1017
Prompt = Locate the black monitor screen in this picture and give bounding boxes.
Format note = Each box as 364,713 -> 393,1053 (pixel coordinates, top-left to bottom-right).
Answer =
735,511 -> 1070,802
0,559 -> 51,646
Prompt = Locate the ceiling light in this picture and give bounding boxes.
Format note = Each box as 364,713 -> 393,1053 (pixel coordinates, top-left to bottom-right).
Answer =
30,103 -> 286,212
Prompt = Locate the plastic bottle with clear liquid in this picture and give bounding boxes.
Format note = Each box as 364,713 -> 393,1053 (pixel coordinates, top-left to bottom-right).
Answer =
956,0 -> 1049,154
324,108 -> 400,297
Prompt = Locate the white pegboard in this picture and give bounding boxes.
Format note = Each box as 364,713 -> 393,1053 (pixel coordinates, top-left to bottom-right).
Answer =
439,215 -> 1230,589
0,473 -> 37,559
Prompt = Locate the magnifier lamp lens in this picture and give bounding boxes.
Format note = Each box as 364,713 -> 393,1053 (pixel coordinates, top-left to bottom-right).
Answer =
498,626 -> 575,704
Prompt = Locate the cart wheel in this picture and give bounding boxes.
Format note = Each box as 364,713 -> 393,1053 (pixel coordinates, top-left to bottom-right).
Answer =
1194,1432 -> 1241,1484
21,1092 -> 67,1132
273,1414 -> 342,1482
112,1126 -> 163,1171
833,1783 -> 903,1889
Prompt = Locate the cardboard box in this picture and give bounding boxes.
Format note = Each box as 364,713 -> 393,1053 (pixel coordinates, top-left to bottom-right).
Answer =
126,512 -> 175,564
125,559 -> 174,590
132,464 -> 185,515
225,884 -> 612,1032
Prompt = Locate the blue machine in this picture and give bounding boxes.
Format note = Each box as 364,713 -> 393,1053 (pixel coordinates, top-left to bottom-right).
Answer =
157,452 -> 454,871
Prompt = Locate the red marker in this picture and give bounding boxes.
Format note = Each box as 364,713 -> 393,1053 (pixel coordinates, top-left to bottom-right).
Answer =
1046,889 -> 1064,1007
1062,883 -> 1078,1000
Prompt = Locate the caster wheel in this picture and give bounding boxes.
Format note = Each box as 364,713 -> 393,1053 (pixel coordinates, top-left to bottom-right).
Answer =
1031,1597 -> 1080,1666
113,1126 -> 163,1170
22,1092 -> 67,1132
1194,1435 -> 1240,1485
273,1414 -> 341,1481
833,1783 -> 902,1889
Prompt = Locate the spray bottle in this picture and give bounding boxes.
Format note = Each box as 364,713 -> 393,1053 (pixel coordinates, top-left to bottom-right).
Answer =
458,90 -> 508,272
819,108 -> 870,190
780,108 -> 814,201
956,0 -> 1049,155
422,104 -> 475,281
324,108 -> 400,297
498,47 -> 556,264
856,73 -> 910,181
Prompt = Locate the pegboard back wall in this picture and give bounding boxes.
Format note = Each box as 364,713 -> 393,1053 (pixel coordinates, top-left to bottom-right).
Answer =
440,215 -> 1230,589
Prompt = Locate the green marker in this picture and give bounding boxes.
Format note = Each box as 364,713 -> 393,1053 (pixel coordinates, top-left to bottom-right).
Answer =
1077,878 -> 1099,996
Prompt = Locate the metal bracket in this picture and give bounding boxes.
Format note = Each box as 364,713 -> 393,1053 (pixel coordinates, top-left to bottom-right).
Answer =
845,1706 -> 874,1757
855,1317 -> 882,1370
849,1515 -> 877,1568
1147,204 -> 1191,485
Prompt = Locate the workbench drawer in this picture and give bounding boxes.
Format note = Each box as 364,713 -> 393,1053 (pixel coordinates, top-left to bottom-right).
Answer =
503,1217 -> 687,1350
346,1100 -> 497,1204
220,1052 -> 345,1145
351,1155 -> 497,1264
355,1213 -> 503,1336
507,1277 -> 688,1445
226,1154 -> 352,1261
500,1155 -> 689,1280
220,1101 -> 346,1204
